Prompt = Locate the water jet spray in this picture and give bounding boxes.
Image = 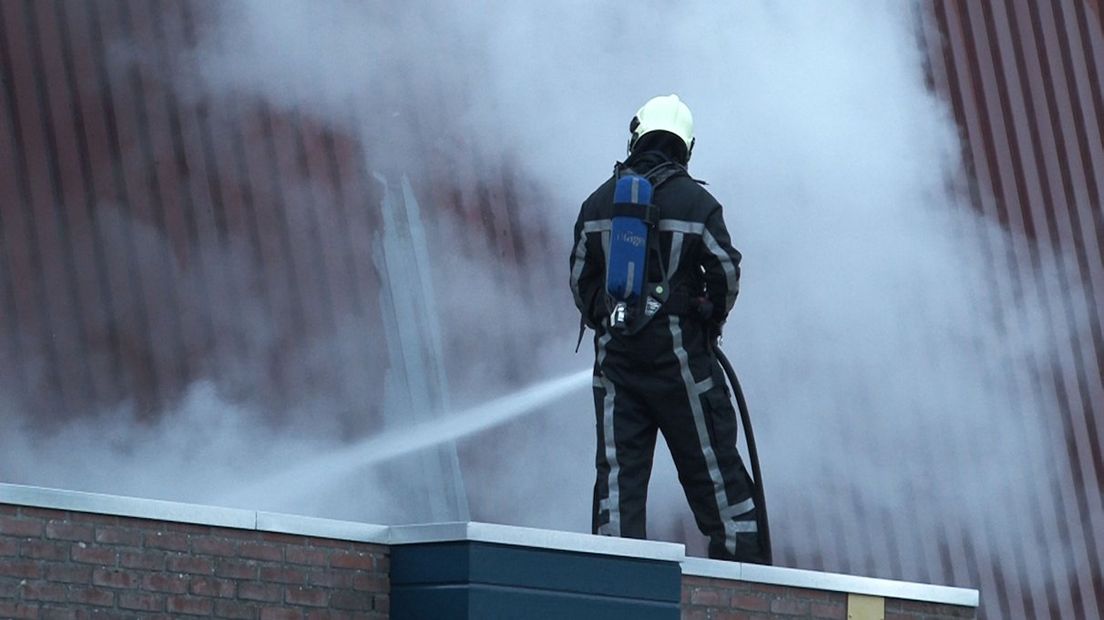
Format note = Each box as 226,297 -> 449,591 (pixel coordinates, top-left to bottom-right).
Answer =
221,368 -> 592,510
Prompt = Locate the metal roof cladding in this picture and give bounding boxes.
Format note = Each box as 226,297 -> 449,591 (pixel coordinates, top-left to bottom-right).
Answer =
919,2 -> 1104,618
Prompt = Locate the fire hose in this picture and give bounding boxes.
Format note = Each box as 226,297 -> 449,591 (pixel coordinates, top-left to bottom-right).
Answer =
715,346 -> 772,565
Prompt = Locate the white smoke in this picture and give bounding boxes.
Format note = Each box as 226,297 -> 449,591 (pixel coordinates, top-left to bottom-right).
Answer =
1,3 -> 1096,617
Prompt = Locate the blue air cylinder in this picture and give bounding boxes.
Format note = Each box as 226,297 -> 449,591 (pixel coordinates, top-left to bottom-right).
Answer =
606,175 -> 655,305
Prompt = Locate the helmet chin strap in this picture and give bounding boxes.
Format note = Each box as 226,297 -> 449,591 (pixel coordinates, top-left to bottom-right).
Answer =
627,116 -> 642,156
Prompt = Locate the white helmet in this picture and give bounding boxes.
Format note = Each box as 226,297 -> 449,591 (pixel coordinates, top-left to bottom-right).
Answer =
628,94 -> 695,159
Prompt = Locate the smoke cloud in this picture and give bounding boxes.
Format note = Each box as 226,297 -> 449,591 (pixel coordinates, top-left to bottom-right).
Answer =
2,2 -> 1098,617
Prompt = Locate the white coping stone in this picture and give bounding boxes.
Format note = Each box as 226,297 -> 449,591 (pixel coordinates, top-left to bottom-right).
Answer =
388,521 -> 686,562
682,557 -> 979,608
0,482 -> 256,530
256,512 -> 388,544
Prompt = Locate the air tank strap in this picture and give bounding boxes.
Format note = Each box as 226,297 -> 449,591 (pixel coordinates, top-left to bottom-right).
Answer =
611,201 -> 658,225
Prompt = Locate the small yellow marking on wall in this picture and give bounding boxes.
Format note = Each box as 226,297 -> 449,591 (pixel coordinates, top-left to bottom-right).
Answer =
847,593 -> 885,620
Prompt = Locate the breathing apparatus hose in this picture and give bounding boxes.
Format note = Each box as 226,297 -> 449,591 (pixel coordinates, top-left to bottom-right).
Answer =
714,346 -> 773,565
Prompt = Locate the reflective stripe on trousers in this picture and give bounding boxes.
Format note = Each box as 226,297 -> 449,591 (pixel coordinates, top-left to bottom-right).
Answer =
595,333 -> 621,536
669,315 -> 755,553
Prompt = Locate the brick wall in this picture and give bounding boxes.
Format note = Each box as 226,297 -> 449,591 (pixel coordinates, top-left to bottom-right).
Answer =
682,576 -> 977,619
0,504 -> 388,619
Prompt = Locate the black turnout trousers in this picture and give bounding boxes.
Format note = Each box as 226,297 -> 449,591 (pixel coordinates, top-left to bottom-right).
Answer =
591,315 -> 762,562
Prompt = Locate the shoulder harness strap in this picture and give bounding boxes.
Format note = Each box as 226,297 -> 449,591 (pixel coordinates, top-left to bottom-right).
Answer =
576,161 -> 695,349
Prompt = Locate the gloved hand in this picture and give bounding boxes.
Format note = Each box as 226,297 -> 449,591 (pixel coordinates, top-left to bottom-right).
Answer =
691,296 -> 723,346
693,296 -> 714,322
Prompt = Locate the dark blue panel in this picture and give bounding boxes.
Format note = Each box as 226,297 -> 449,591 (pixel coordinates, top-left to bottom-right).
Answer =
392,583 -> 680,620
391,542 -> 680,603
392,584 -> 469,619
392,541 -> 472,583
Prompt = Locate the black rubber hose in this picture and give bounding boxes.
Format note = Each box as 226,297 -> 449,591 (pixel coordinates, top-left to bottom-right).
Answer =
715,347 -> 772,565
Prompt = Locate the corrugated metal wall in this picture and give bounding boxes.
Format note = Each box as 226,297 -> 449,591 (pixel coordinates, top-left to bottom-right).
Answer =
0,0 -> 553,426
919,1 -> 1104,617
1,0 -> 373,418
1,1 -> 1101,618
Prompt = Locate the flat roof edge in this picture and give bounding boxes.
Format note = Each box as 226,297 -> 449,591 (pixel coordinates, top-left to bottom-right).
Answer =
0,483 -> 389,545
388,521 -> 686,561
0,483 -> 980,607
256,511 -> 389,544
681,557 -> 979,607
0,482 -> 256,530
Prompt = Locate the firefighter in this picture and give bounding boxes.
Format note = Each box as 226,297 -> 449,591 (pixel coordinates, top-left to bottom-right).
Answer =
569,94 -> 765,563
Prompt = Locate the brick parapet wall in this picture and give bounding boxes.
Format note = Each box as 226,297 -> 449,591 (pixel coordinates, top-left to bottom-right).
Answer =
0,494 -> 978,619
0,503 -> 388,619
682,575 -> 976,619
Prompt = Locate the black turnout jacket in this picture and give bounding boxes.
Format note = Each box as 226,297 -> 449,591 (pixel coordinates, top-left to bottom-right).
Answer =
570,150 -> 742,348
